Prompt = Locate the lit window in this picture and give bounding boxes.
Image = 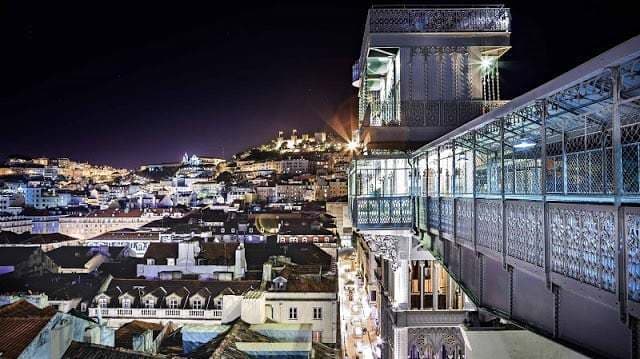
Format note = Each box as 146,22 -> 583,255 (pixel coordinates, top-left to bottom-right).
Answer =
289,307 -> 298,320
313,307 -> 322,320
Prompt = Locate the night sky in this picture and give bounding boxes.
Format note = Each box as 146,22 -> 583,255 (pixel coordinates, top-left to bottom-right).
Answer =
1,1 -> 638,169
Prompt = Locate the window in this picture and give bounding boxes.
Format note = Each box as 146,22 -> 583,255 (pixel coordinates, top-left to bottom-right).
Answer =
145,299 -> 155,308
313,307 -> 323,320
168,298 -> 179,309
192,299 -> 202,309
289,307 -> 298,320
147,258 -> 155,265
370,290 -> 377,302
98,297 -> 108,308
167,258 -> 175,266
122,298 -> 131,309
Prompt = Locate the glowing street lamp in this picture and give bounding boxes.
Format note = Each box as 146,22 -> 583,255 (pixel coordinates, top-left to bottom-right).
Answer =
347,139 -> 360,152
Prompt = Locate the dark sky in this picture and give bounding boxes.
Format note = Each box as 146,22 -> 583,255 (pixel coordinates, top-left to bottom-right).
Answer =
1,1 -> 638,169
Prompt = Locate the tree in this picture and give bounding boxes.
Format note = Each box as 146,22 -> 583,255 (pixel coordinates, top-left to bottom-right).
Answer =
216,171 -> 233,186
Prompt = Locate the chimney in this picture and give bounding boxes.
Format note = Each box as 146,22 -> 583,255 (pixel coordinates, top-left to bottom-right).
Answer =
262,262 -> 272,283
234,243 -> 246,279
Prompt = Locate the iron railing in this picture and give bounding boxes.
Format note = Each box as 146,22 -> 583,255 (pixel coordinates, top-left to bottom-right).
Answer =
352,196 -> 412,229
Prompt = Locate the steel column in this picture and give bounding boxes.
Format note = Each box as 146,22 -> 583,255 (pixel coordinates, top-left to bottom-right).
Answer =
432,262 -> 440,310
540,99 -> 551,288
452,140 -> 457,244
419,261 -> 425,309
500,118 -> 507,267
562,131 -> 568,195
472,131 -> 478,252
611,66 -> 627,322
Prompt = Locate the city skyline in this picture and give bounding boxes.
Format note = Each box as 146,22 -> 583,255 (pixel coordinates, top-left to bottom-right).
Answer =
2,1 -> 638,168
1,3 -> 639,358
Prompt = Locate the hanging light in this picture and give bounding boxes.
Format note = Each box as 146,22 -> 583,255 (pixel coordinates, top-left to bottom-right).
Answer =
514,136 -> 536,150
480,56 -> 495,71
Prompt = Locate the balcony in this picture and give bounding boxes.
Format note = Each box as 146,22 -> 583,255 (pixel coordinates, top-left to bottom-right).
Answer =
352,196 -> 412,229
88,307 -> 223,320
364,100 -> 506,127
362,100 -> 507,146
394,309 -> 469,327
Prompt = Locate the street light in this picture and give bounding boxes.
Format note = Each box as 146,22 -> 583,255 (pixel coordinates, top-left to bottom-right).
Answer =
347,139 -> 359,152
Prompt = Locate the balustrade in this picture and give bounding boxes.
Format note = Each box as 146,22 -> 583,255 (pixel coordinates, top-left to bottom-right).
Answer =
353,196 -> 412,228
88,307 -> 223,320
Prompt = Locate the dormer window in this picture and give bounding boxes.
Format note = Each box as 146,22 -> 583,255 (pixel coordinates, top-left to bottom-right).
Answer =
122,298 -> 131,309
214,297 -> 223,310
145,298 -> 155,308
147,258 -> 155,265
98,297 -> 108,308
192,299 -> 203,309
168,298 -> 179,309
273,277 -> 287,291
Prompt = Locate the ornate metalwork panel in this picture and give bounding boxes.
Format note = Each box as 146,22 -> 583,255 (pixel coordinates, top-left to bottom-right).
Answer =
408,327 -> 465,359
419,196 -> 428,230
455,198 -> 473,243
476,199 -> 502,253
401,100 -> 505,128
506,200 -> 544,267
549,204 -> 616,292
440,197 -> 454,236
355,197 -> 412,227
368,8 -> 510,33
380,199 -> 391,223
356,198 -> 373,225
427,196 -> 439,230
626,209 -> 640,302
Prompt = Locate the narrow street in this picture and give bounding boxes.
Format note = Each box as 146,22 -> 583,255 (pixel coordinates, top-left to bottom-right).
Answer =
338,246 -> 380,359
